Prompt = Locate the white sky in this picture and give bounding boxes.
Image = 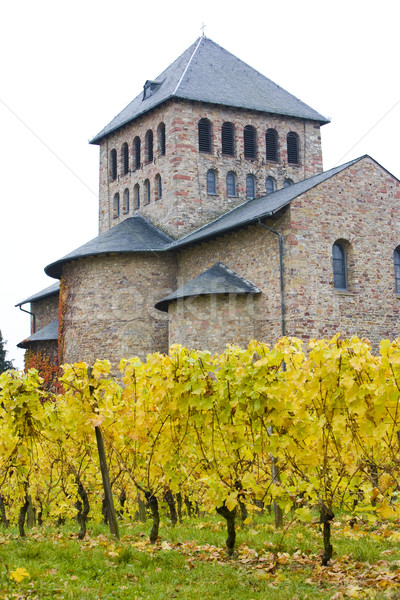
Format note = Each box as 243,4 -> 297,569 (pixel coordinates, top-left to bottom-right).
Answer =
1,0 -> 399,368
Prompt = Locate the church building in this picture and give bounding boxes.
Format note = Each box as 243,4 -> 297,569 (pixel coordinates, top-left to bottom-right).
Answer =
16,37 -> 400,370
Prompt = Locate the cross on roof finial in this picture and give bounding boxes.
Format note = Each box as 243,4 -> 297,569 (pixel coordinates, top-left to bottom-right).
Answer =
201,22 -> 206,37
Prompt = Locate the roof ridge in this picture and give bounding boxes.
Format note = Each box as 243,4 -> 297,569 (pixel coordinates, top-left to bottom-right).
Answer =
173,36 -> 203,95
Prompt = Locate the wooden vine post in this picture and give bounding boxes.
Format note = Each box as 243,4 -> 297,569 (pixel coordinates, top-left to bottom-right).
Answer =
95,426 -> 120,539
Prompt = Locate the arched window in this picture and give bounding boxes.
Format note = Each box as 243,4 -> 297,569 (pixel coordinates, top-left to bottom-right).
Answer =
122,142 -> 129,175
134,184 -> 140,209
394,247 -> 400,293
207,170 -> 217,195
155,174 -> 162,200
287,132 -> 299,164
221,122 -> 235,156
158,122 -> 166,156
284,178 -> 294,188
133,137 -> 141,170
145,130 -> 153,162
122,188 -> 129,213
144,179 -> 150,204
265,129 -> 278,161
332,242 -> 347,290
265,177 -> 275,194
244,125 -> 256,160
226,172 -> 236,197
110,149 -> 117,180
198,118 -> 212,153
113,193 -> 120,218
246,174 -> 256,199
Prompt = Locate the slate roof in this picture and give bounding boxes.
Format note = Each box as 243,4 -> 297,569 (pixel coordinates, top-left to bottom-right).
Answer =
155,262 -> 261,312
17,319 -> 59,349
170,156 -> 364,249
15,282 -> 60,307
45,215 -> 173,279
91,37 -> 329,144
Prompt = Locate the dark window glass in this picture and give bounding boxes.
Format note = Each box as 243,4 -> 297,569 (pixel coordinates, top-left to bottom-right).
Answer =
134,137 -> 141,169
222,122 -> 234,156
266,129 -> 278,161
246,174 -> 256,199
158,123 -> 166,156
113,193 -> 120,218
122,143 -> 129,175
287,132 -> 299,164
226,172 -> 236,197
244,125 -> 256,160
146,130 -> 153,162
333,243 -> 347,290
207,170 -> 216,194
123,188 -> 129,213
394,248 -> 400,293
284,178 -> 294,188
110,149 -> 117,180
266,177 -> 275,194
134,184 -> 140,209
198,118 -> 212,152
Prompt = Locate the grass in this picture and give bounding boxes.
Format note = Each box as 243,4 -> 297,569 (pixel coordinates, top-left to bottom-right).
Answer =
1,511 -> 400,599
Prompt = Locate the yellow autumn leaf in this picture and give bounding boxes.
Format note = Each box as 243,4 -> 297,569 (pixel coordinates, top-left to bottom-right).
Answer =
378,501 -> 397,520
10,567 -> 30,583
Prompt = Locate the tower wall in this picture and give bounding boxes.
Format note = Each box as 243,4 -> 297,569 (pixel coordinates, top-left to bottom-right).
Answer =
60,253 -> 176,371
99,100 -> 323,239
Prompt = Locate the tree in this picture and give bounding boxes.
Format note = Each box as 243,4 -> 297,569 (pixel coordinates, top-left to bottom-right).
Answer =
0,330 -> 14,374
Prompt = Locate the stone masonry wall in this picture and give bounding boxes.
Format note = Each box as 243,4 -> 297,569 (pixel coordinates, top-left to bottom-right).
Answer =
284,157 -> 400,347
168,294 -> 257,352
173,218 -> 291,349
31,295 -> 59,332
98,99 -> 323,239
61,252 -> 176,370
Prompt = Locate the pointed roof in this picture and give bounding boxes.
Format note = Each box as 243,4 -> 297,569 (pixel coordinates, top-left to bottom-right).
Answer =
15,281 -> 60,307
45,215 -> 173,279
155,262 -> 261,312
17,319 -> 59,348
170,156 -> 365,249
91,37 -> 329,144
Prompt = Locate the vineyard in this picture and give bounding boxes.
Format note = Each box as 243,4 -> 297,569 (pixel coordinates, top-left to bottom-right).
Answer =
2,335 -> 400,597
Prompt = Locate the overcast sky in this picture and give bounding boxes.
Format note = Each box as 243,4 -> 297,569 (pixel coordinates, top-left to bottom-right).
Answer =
1,0 -> 399,368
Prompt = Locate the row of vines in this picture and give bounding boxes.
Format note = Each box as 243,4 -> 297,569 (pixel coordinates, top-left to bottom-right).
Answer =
1,335 -> 400,564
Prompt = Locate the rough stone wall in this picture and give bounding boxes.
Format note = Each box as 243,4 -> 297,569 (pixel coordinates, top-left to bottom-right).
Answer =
173,220 -> 290,349
283,157 -> 400,347
31,295 -> 59,332
98,99 -> 323,239
27,340 -> 58,364
61,253 -> 176,370
168,294 -> 257,352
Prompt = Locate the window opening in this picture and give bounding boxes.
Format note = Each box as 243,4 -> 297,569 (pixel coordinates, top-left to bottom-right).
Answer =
221,122 -> 234,156
226,172 -> 236,197
156,175 -> 162,200
198,118 -> 212,153
287,132 -> 299,164
244,125 -> 256,160
158,123 -> 166,156
266,129 -> 278,161
265,177 -> 275,194
394,248 -> 400,293
144,179 -> 150,204
207,170 -> 217,195
110,149 -> 117,180
146,130 -> 154,162
246,174 -> 256,199
134,137 -> 141,170
332,242 -> 347,290
122,143 -> 129,175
